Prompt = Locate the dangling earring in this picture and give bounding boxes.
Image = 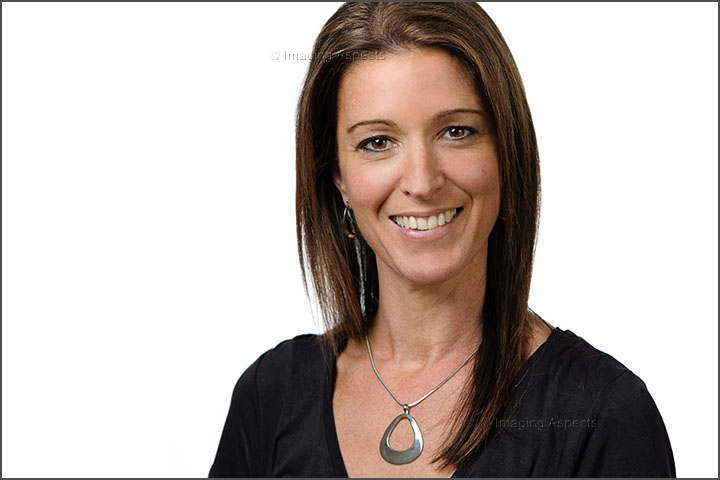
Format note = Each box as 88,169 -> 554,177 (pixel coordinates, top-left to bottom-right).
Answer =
343,199 -> 358,239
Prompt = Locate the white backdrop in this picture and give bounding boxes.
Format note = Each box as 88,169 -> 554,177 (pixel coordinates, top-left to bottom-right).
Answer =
2,2 -> 717,477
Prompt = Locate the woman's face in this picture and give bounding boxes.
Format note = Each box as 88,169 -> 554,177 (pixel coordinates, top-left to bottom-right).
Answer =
334,48 -> 500,286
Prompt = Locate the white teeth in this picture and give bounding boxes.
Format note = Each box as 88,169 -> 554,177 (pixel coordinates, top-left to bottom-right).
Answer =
391,208 -> 459,231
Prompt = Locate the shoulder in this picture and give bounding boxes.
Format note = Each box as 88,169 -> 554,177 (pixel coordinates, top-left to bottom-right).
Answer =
210,334 -> 330,477
532,328 -> 675,476
223,334 -> 330,441
539,328 -> 669,431
524,328 -> 643,405
253,333 -> 326,370
243,333 -> 328,395
514,327 -> 668,426
221,333 -> 329,416
512,327 -> 647,415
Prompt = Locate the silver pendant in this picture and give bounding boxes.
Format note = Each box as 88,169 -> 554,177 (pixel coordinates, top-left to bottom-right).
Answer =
379,404 -> 423,464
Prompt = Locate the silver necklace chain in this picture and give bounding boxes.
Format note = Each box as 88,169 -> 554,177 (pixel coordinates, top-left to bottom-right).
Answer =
365,334 -> 480,411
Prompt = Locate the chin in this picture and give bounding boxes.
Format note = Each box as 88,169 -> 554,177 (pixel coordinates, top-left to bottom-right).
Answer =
396,261 -> 462,286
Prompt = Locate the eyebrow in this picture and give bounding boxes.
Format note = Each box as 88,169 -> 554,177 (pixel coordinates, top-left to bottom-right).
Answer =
346,108 -> 484,134
435,108 -> 484,119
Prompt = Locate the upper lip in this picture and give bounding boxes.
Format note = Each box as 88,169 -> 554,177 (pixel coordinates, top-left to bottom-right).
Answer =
390,207 -> 462,218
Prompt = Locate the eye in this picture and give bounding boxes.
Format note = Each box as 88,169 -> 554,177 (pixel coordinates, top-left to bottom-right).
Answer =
443,126 -> 476,140
358,136 -> 393,152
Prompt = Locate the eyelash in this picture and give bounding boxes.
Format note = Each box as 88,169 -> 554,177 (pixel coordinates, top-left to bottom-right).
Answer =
357,126 -> 477,153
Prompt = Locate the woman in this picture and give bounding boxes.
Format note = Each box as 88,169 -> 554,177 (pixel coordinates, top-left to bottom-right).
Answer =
210,3 -> 675,477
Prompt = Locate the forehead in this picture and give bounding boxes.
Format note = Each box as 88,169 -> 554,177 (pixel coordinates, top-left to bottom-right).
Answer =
337,48 -> 481,125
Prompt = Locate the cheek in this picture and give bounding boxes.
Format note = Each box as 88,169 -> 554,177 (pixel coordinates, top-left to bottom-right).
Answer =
447,150 -> 501,202
344,163 -> 397,211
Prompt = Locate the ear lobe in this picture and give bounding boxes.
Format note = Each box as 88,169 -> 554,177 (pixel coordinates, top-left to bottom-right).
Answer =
333,171 -> 348,200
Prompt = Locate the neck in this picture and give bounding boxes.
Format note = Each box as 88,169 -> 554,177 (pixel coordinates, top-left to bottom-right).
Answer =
368,258 -> 486,367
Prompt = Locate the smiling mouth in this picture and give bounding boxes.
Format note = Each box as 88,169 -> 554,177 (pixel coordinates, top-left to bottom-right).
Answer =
390,207 -> 462,231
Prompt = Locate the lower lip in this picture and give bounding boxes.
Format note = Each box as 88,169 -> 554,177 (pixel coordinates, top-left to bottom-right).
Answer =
390,210 -> 462,241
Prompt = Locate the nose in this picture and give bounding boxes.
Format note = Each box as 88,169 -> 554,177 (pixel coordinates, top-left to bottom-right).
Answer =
399,142 -> 444,201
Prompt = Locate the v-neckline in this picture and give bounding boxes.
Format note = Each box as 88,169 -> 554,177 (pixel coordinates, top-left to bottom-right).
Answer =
321,327 -> 560,478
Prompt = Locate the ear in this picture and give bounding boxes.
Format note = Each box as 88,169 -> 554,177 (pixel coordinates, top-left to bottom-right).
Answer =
333,169 -> 349,203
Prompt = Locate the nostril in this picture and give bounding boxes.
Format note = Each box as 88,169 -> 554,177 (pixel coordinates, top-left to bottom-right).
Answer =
399,164 -> 445,200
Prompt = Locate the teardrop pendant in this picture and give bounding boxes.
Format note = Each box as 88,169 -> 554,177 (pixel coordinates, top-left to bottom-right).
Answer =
365,334 -> 480,466
379,406 -> 424,465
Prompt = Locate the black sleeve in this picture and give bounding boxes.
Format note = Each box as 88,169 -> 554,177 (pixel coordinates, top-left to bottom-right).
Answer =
573,370 -> 676,477
209,354 -> 266,478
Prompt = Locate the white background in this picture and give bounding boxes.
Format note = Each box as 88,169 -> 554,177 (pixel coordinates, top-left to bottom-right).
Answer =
2,2 -> 717,477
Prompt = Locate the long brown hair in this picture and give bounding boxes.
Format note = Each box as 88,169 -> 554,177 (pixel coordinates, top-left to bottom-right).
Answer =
295,2 -> 540,468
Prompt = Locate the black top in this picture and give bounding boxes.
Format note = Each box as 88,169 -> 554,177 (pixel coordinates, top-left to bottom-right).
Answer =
209,327 -> 675,477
